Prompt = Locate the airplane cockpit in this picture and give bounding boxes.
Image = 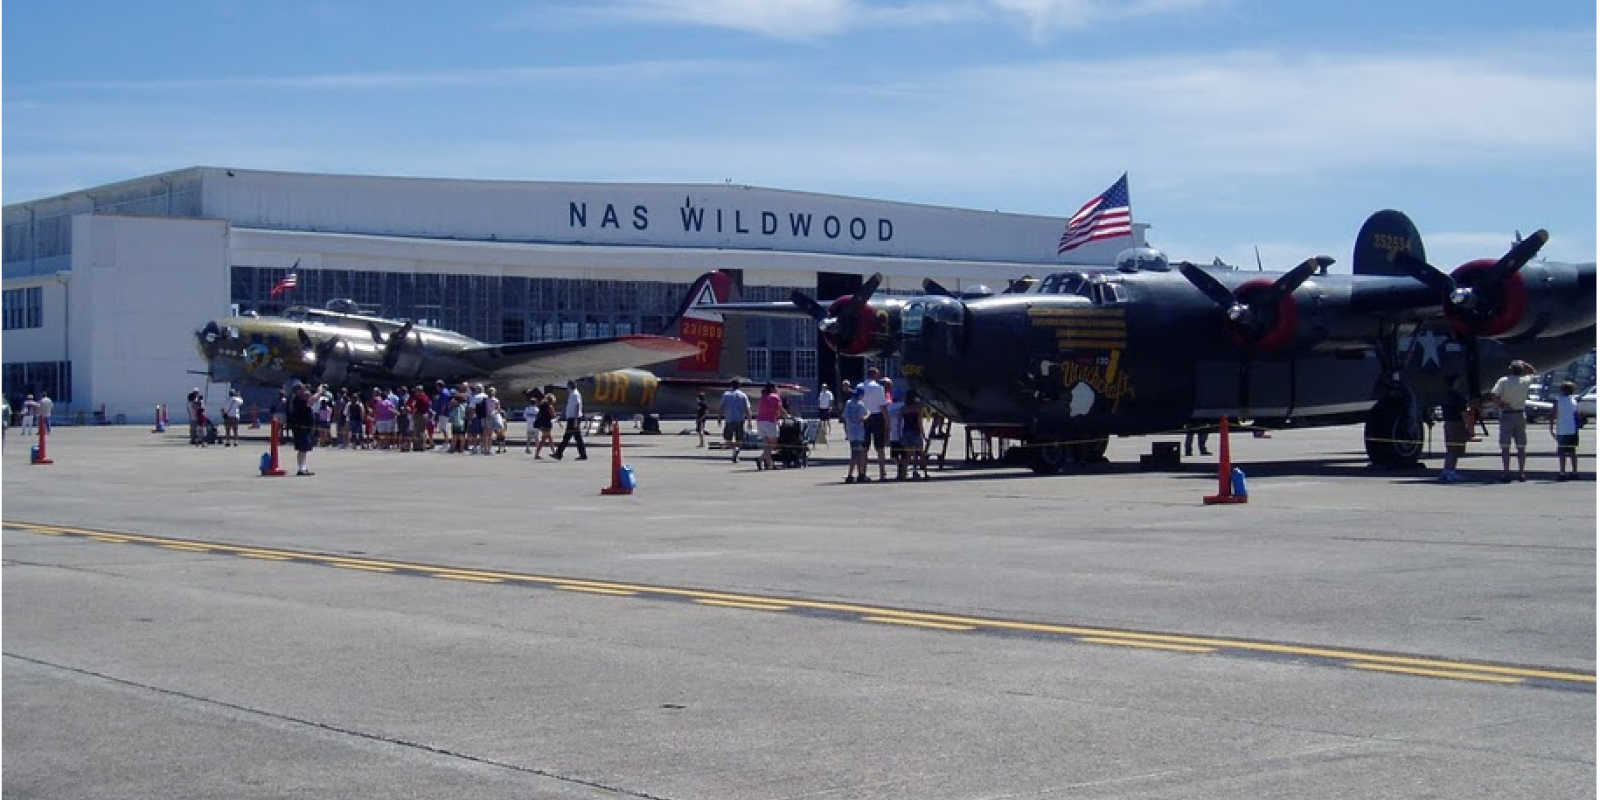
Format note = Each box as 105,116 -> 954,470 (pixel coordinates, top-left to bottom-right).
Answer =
1033,271 -> 1129,305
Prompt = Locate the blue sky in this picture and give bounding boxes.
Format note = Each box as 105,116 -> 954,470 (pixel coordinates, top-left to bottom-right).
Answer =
4,0 -> 1595,271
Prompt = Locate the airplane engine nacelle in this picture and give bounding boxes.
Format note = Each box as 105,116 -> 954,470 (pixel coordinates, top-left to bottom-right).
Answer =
1226,278 -> 1299,351
1444,258 -> 1528,339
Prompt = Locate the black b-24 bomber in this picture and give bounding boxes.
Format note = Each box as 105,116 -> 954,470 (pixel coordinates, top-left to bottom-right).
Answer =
702,210 -> 1597,473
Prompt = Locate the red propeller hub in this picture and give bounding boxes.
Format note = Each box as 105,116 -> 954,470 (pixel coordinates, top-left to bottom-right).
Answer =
1229,278 -> 1299,351
1445,258 -> 1527,337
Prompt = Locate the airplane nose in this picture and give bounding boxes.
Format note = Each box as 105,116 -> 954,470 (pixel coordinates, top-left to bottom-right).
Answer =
195,321 -> 221,358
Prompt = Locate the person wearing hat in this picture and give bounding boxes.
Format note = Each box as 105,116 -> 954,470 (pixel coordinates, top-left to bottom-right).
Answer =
222,388 -> 244,447
842,385 -> 869,483
1490,359 -> 1536,482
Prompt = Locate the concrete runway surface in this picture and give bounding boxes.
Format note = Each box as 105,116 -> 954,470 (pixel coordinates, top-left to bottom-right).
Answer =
3,421 -> 1594,799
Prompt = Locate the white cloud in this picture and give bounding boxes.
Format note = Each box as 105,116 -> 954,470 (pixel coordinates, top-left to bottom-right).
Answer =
586,0 -> 862,39
580,0 -> 1212,39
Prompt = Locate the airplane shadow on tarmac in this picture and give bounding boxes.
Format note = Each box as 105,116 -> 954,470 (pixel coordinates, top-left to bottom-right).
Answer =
658,449 -> 1429,484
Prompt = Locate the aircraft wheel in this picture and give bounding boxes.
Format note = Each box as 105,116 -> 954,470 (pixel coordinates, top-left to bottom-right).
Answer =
1364,393 -> 1423,468
1071,436 -> 1109,464
1029,441 -> 1070,474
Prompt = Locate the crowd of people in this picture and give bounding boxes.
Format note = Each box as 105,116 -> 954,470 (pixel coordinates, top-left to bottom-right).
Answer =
151,359 -> 1584,484
180,379 -> 594,475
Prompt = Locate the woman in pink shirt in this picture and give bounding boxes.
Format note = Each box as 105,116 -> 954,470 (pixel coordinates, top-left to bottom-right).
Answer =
755,381 -> 788,471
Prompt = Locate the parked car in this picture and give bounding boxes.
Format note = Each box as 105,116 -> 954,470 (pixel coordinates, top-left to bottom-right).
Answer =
1524,384 -> 1553,422
1529,384 -> 1597,424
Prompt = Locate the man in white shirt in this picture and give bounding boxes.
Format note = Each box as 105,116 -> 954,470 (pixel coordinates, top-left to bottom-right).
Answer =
552,380 -> 588,460
816,384 -> 835,443
1490,359 -> 1535,482
719,379 -> 752,463
859,367 -> 889,480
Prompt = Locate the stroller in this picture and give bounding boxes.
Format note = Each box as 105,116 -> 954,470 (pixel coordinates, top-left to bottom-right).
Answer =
774,418 -> 809,468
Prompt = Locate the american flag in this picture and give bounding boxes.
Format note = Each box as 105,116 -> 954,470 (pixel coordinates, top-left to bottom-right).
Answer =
1057,174 -> 1133,254
270,269 -> 298,298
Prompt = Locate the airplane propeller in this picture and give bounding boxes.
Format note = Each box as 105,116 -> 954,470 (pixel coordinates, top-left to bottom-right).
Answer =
297,328 -> 351,384
790,273 -> 887,356
1179,256 -> 1331,347
381,320 -> 416,371
1389,229 -> 1547,398
367,320 -> 418,372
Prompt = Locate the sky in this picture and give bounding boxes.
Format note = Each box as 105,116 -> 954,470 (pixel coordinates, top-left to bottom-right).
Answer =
3,0 -> 1596,272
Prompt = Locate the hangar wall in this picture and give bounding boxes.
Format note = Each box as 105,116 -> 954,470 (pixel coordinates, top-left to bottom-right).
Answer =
3,167 -> 1146,423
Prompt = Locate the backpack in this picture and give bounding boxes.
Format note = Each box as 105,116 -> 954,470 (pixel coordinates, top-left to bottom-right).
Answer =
475,397 -> 488,418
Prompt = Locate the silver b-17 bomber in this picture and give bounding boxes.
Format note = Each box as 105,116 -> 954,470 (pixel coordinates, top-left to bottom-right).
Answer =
702,209 -> 1596,473
192,272 -> 802,417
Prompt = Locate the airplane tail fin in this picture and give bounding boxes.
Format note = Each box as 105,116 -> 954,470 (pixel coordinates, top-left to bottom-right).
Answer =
660,271 -> 736,374
1352,209 -> 1426,277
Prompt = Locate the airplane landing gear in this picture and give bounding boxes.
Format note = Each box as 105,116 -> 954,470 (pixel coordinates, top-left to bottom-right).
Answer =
1026,436 -> 1110,474
1029,441 -> 1071,474
1364,387 -> 1424,468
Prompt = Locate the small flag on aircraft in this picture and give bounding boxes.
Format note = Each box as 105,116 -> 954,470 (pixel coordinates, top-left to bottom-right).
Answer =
1057,174 -> 1133,254
270,262 -> 299,298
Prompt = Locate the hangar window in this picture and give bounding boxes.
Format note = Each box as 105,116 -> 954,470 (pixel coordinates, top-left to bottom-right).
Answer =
3,287 -> 42,330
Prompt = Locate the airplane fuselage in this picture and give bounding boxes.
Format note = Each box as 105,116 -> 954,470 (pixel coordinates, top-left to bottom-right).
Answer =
896,263 -> 1595,440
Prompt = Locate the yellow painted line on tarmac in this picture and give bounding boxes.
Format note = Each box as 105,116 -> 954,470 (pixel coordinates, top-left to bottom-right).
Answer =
159,544 -> 213,553
433,573 -> 504,584
1350,662 -> 1524,685
331,563 -> 394,574
6,520 -> 1593,690
695,599 -> 790,611
1079,636 -> 1216,654
863,616 -> 976,632
556,584 -> 637,596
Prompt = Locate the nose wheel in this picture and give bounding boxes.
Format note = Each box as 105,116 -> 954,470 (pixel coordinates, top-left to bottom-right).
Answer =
1027,436 -> 1109,474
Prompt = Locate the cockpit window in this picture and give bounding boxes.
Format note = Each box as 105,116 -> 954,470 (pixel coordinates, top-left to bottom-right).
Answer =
903,302 -> 926,335
1039,273 -> 1093,297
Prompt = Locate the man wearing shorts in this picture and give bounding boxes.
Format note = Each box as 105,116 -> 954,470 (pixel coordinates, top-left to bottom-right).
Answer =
860,367 -> 889,481
1491,360 -> 1535,482
719,378 -> 751,463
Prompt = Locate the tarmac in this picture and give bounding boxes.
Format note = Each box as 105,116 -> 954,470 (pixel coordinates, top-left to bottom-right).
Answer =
3,420 -> 1595,799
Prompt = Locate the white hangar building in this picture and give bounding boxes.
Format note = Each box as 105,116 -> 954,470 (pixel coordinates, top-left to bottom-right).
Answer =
1,167 -> 1146,424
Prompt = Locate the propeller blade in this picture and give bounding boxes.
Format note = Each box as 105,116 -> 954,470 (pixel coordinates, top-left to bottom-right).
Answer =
1391,251 -> 1457,295
1264,256 -> 1332,303
368,322 -> 386,346
1482,228 -> 1548,285
297,328 -> 314,350
922,277 -> 955,298
854,273 -> 883,303
382,321 -> 415,370
790,290 -> 828,320
1179,262 -> 1239,310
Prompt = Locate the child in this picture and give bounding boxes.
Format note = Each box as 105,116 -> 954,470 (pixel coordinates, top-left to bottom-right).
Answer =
1550,381 -> 1581,480
843,386 -> 868,483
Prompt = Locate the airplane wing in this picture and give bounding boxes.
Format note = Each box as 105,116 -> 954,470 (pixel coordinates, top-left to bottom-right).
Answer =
460,334 -> 700,385
690,300 -> 816,319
